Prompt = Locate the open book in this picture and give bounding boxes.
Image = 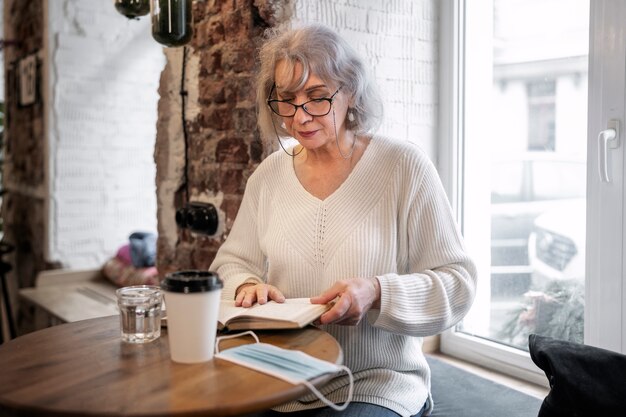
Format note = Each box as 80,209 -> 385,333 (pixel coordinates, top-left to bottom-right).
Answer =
217,298 -> 331,331
162,298 -> 331,331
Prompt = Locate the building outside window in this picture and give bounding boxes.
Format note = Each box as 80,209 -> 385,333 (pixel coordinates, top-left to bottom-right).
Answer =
527,80 -> 556,151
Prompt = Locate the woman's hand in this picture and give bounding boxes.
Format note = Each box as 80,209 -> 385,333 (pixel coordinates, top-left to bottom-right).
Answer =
311,277 -> 381,326
235,282 -> 285,307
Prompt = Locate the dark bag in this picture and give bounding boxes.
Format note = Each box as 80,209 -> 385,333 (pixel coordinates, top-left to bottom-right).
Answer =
529,334 -> 626,417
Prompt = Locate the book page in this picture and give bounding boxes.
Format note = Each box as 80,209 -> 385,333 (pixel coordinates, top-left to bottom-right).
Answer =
218,298 -> 328,328
237,298 -> 319,322
218,301 -> 249,325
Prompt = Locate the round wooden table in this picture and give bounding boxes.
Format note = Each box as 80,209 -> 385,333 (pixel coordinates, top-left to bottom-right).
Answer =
0,315 -> 343,416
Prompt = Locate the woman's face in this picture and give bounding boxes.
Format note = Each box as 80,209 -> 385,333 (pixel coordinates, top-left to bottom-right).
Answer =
273,60 -> 350,153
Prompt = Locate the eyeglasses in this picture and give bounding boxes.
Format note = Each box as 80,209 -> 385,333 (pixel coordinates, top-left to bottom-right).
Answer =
267,85 -> 341,117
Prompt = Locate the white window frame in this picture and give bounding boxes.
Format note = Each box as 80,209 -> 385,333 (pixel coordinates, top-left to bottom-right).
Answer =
439,0 -> 626,385
584,0 -> 626,353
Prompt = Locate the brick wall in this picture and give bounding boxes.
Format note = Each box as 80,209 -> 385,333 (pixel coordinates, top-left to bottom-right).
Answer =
1,0 -> 164,334
0,0 -> 440,334
2,1 -> 164,273
293,0 -> 439,156
47,1 -> 164,268
155,0 -> 439,272
155,0 -> 288,275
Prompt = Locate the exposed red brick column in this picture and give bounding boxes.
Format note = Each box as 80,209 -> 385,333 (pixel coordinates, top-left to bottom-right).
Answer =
155,0 -> 290,276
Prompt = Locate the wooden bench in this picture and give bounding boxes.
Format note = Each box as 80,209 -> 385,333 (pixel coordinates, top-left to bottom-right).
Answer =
19,269 -> 118,328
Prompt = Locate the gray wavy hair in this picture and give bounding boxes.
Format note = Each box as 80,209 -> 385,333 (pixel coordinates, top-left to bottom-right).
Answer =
256,23 -> 383,147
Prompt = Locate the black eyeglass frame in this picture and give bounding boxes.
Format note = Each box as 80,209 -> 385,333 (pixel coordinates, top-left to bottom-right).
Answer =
267,84 -> 341,117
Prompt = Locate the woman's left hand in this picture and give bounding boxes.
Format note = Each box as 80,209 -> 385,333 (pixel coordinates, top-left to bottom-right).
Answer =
311,277 -> 381,326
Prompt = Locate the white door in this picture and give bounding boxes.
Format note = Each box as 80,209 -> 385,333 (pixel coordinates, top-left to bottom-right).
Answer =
440,0 -> 625,384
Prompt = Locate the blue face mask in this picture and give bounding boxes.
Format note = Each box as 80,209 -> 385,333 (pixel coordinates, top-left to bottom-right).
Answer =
215,331 -> 353,411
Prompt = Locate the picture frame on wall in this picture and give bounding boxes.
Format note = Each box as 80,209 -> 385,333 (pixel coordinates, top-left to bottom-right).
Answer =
18,54 -> 38,107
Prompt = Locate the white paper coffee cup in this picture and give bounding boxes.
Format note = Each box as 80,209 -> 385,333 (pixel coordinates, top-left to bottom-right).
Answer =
161,270 -> 223,363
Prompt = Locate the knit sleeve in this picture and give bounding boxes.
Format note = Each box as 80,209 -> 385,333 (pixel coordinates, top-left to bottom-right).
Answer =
209,173 -> 266,300
370,154 -> 477,337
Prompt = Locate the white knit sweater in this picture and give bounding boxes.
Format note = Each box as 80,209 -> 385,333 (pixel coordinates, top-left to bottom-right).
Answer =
210,136 -> 477,416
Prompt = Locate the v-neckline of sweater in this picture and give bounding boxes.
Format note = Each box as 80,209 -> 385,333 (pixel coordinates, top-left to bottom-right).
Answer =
287,137 -> 377,204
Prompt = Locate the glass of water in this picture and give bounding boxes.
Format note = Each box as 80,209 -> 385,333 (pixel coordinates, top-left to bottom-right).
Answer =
116,285 -> 163,343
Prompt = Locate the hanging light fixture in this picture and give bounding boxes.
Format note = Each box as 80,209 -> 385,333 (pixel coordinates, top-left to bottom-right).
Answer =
114,0 -> 150,19
150,0 -> 193,47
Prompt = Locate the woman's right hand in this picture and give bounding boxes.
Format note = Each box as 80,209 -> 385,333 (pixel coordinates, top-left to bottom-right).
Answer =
235,282 -> 285,307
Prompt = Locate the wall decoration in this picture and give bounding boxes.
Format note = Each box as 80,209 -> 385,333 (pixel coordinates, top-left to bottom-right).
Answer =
18,54 -> 38,106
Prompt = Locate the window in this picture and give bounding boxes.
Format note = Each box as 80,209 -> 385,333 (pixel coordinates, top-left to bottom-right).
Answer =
437,0 -> 626,384
527,80 -> 556,151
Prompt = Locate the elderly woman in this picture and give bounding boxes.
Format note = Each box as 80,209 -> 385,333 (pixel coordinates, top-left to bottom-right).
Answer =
210,23 -> 477,417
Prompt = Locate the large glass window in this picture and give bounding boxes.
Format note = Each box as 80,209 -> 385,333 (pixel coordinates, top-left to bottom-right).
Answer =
465,0 -> 588,349
439,0 -> 597,384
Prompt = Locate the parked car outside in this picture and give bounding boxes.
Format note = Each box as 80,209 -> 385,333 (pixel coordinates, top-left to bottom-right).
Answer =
490,152 -> 585,296
528,198 -> 586,287
501,199 -> 587,346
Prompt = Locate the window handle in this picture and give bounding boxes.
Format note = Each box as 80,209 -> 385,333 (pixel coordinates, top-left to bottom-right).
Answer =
598,120 -> 620,183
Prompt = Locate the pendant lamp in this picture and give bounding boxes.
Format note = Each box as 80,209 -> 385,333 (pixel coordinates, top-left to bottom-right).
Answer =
151,0 -> 193,47
114,0 -> 150,19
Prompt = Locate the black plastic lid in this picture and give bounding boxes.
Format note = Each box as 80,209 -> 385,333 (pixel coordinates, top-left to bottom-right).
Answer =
161,270 -> 223,293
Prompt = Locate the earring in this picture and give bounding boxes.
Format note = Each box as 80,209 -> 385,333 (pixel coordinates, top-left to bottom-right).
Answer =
280,122 -> 286,129
348,111 -> 355,122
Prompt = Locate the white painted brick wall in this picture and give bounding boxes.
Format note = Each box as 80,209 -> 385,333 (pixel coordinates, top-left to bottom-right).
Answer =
41,0 -> 438,268
47,0 -> 164,268
293,0 -> 439,158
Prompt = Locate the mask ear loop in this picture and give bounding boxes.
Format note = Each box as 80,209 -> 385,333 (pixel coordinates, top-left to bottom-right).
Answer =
301,365 -> 354,411
214,330 -> 260,354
